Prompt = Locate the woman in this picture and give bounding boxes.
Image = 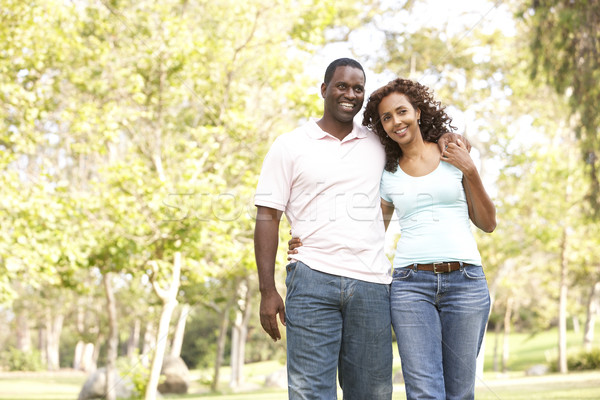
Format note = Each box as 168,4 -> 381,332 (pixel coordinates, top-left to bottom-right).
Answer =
362,78 -> 496,400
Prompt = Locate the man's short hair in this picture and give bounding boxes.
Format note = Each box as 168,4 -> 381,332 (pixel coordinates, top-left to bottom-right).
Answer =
324,58 -> 365,85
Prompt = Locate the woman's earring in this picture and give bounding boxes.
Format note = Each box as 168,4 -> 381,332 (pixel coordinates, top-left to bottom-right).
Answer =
417,119 -> 421,125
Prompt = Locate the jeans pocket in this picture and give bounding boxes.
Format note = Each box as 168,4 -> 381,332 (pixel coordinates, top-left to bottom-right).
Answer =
392,267 -> 413,281
462,265 -> 486,280
285,261 -> 299,288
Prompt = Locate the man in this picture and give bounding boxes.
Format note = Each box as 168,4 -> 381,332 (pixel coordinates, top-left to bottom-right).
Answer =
254,58 -> 459,399
254,58 -> 391,399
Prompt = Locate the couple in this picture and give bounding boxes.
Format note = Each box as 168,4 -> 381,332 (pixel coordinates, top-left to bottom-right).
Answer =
254,58 -> 496,400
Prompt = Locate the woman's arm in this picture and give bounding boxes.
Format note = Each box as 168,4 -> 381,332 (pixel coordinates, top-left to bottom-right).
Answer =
381,198 -> 395,231
443,140 -> 496,233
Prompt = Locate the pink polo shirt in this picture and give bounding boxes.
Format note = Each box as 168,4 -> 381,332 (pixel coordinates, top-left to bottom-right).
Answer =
255,119 -> 392,284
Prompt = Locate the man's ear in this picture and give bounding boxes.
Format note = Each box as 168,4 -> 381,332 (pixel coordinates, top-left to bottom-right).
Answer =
320,82 -> 327,98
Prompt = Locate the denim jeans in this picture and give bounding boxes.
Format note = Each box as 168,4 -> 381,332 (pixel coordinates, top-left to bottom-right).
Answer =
390,264 -> 490,400
285,261 -> 393,400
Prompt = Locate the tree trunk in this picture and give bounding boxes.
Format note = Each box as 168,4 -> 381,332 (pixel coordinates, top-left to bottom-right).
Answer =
230,280 -> 252,389
170,304 -> 190,358
475,328 -> 487,378
103,272 -> 119,400
91,333 -> 104,372
74,302 -> 86,370
81,342 -> 95,372
493,322 -> 501,372
572,315 -> 580,335
145,252 -> 181,400
127,319 -> 141,358
74,341 -> 84,370
558,228 -> 569,374
38,325 -> 47,367
584,281 -> 600,351
142,317 -> 156,366
501,297 -> 513,373
15,308 -> 31,352
212,305 -> 231,392
45,311 -> 64,371
482,259 -> 513,375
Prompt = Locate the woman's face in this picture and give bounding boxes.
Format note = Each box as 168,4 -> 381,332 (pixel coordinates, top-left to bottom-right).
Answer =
378,92 -> 421,146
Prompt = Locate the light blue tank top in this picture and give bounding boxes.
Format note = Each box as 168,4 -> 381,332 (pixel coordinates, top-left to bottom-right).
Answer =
380,161 -> 482,268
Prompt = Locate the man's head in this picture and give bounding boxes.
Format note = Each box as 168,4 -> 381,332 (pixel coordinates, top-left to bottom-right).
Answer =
321,58 -> 366,124
323,58 -> 366,86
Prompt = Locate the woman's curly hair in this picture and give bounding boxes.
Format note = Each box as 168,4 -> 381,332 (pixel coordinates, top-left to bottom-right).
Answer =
362,78 -> 456,173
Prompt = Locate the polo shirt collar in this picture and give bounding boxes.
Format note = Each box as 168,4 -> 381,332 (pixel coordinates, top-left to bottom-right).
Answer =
307,119 -> 367,140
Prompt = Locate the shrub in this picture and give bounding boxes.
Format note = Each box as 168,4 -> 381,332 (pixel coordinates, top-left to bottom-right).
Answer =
0,348 -> 44,371
567,348 -> 600,371
116,354 -> 147,397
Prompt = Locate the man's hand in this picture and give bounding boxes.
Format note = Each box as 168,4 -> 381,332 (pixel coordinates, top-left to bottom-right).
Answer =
259,289 -> 286,341
437,132 -> 471,155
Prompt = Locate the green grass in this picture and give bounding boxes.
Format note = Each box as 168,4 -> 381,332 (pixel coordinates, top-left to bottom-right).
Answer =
482,325 -> 600,372
1,326 -> 599,400
0,373 -> 84,400
2,371 -> 599,400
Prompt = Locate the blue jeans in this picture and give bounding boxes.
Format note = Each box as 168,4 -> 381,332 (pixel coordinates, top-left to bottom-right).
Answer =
391,264 -> 490,400
285,261 -> 393,400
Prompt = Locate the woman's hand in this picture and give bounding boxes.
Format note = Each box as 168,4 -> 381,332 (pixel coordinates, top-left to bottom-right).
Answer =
437,133 -> 471,153
287,233 -> 302,261
441,139 -> 475,175
442,140 -> 496,233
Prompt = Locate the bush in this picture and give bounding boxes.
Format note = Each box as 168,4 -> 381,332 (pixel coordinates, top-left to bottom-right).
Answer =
567,348 -> 600,371
0,348 -> 44,371
116,354 -> 147,398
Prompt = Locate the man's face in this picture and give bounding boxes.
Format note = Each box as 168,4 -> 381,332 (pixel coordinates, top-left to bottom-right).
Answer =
321,66 -> 365,124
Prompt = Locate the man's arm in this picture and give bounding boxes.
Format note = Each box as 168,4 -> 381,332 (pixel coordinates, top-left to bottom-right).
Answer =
254,206 -> 285,341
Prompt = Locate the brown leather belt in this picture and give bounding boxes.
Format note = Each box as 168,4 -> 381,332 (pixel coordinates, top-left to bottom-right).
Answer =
409,262 -> 463,274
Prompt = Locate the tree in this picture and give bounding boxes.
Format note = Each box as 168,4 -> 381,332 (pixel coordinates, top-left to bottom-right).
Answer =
518,0 -> 600,215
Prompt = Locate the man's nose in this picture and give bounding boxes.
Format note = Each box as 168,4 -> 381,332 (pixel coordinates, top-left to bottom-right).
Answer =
345,89 -> 357,99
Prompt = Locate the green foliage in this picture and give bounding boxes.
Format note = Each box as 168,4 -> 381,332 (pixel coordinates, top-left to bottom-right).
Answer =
180,310 -> 221,369
0,348 -> 44,371
566,348 -> 600,372
116,355 -> 146,398
518,0 -> 600,215
548,348 -> 600,372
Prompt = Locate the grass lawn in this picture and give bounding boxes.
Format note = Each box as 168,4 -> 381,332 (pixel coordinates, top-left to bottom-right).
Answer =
1,371 -> 599,400
0,326 -> 598,399
0,371 -> 85,400
482,325 -> 600,372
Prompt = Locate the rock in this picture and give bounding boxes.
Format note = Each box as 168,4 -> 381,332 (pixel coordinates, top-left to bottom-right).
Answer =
525,364 -> 549,376
157,356 -> 189,394
158,374 -> 188,394
77,367 -> 134,400
264,367 -> 287,389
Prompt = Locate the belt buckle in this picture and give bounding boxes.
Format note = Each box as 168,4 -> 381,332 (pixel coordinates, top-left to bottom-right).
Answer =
433,262 -> 445,274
